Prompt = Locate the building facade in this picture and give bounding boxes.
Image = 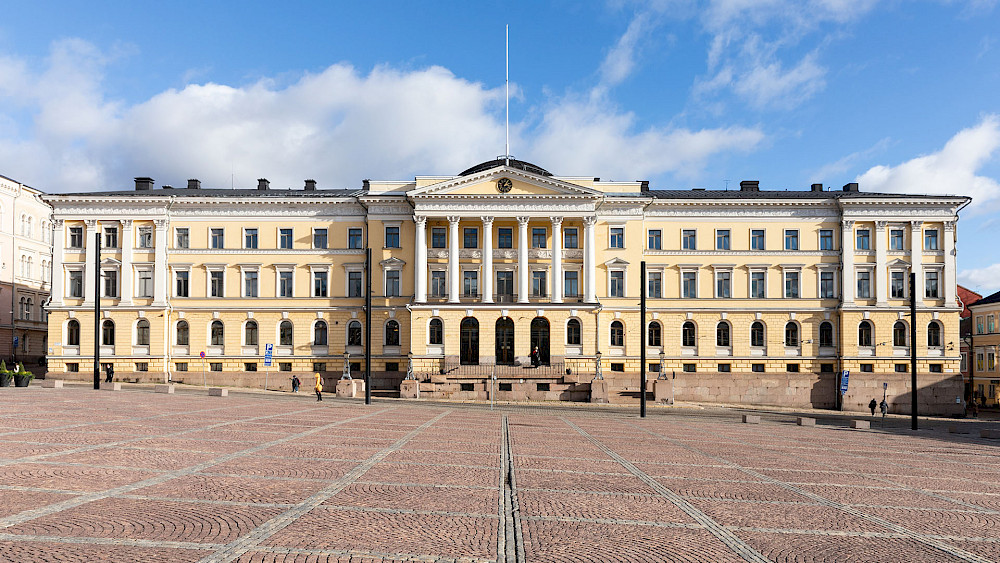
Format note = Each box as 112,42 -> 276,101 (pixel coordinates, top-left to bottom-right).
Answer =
0,174 -> 52,373
969,290 -> 1000,406
42,159 -> 970,413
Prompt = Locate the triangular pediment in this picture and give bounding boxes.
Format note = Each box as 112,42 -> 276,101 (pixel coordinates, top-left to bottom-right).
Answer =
887,258 -> 910,268
603,257 -> 630,267
408,165 -> 601,198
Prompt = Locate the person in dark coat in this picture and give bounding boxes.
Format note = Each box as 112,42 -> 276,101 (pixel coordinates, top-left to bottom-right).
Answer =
104,364 -> 114,383
869,398 -> 877,416
291,375 -> 300,393
530,346 -> 540,368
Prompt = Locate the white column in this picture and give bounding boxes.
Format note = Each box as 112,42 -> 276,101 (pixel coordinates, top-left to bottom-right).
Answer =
414,216 -> 427,303
448,216 -> 460,303
551,217 -> 563,303
50,220 -> 65,306
83,220 -> 97,305
119,220 -> 134,305
841,220 -> 854,304
152,219 -> 168,306
944,221 -> 957,307
875,221 -> 887,307
517,216 -> 529,303
584,216 -> 597,303
910,221 -> 923,303
482,216 -> 494,303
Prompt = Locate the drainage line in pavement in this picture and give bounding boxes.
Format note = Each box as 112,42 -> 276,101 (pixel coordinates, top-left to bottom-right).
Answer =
500,415 -> 526,563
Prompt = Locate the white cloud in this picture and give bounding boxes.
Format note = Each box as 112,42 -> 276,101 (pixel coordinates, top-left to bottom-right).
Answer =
958,262 -> 1000,296
810,137 -> 891,183
855,115 -> 1000,208
734,51 -> 826,109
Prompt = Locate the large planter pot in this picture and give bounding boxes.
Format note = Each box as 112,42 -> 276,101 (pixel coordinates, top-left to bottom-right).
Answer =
0,376 -> 10,387
13,374 -> 30,387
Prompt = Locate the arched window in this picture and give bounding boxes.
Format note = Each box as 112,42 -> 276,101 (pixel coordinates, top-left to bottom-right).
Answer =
927,321 -> 942,348
610,320 -> 624,347
858,320 -> 873,347
429,318 -> 443,345
18,297 -> 25,319
716,322 -> 730,347
211,320 -> 224,346
136,319 -> 150,346
176,320 -> 189,346
314,320 -> 328,346
566,318 -> 581,345
347,320 -> 362,346
245,320 -> 258,346
385,320 -> 400,346
893,321 -> 907,347
25,298 -> 32,320
819,321 -> 834,347
279,321 -> 293,345
67,319 -> 80,346
648,321 -> 662,347
750,321 -> 765,348
682,321 -> 696,347
102,319 -> 115,346
785,322 -> 799,347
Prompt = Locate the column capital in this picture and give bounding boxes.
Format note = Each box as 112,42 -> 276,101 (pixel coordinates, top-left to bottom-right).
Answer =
154,218 -> 169,229
481,216 -> 494,226
84,219 -> 97,228
944,221 -> 956,232
875,220 -> 887,231
447,215 -> 462,224
121,219 -> 134,227
414,216 -> 427,227
910,220 -> 923,228
53,219 -> 64,228
841,220 -> 855,231
583,216 -> 597,227
516,216 -> 530,226
550,216 -> 564,226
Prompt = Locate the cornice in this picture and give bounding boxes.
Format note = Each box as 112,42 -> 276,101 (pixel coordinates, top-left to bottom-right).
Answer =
170,248 -> 366,256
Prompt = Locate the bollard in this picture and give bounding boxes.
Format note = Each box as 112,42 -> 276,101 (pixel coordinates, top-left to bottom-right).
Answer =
796,417 -> 816,426
208,387 -> 228,397
101,382 -> 122,391
850,420 -> 870,429
154,384 -> 175,394
981,429 -> 1000,439
742,414 -> 761,424
41,380 -> 64,388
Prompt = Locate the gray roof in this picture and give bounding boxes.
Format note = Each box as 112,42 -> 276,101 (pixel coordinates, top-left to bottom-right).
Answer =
972,289 -> 1000,308
51,188 -> 362,199
642,189 -> 965,200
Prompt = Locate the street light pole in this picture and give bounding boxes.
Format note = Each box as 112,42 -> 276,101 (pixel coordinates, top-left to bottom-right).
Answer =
93,231 -> 100,390
910,272 -> 918,430
640,261 -> 646,418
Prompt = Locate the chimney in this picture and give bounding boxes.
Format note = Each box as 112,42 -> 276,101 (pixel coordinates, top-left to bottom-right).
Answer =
739,180 -> 759,192
187,179 -> 201,190
304,179 -> 317,191
134,177 -> 154,191
362,179 -> 371,191
162,185 -> 174,190
842,182 -> 859,192
257,178 -> 270,190
811,183 -> 824,192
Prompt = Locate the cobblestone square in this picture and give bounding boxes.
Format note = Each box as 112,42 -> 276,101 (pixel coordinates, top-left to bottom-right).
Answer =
2,385 -> 1000,562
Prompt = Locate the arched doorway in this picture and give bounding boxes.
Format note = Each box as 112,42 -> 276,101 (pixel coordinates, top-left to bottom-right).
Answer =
495,317 -> 514,365
460,317 -> 479,365
530,317 -> 550,365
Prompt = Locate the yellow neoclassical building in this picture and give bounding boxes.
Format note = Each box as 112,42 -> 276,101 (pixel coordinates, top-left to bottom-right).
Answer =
42,159 -> 970,413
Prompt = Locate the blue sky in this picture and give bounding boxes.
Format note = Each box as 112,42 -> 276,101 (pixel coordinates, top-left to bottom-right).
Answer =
1,1 -> 999,294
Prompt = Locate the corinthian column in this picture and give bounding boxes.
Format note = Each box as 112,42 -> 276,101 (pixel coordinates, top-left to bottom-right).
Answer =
517,216 -> 529,303
584,216 -> 597,303
448,216 -> 460,303
551,217 -> 563,303
482,216 -> 494,303
414,216 -> 427,303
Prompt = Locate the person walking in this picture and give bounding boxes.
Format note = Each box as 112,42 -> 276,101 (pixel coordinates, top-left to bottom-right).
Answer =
531,346 -> 540,368
291,375 -> 300,393
879,398 -> 888,418
314,372 -> 323,401
868,398 -> 877,416
104,364 -> 114,383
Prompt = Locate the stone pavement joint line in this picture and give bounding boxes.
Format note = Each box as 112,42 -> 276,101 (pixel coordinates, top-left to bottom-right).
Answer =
634,420 -> 995,563
196,410 -> 452,563
559,416 -> 772,563
499,415 -> 526,563
0,407 -> 391,530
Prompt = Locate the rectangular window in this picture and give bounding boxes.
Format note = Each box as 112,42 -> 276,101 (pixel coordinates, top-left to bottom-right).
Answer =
313,362 -> 327,373
860,363 -> 874,373
752,363 -> 765,373
348,271 -> 363,297
313,228 -> 328,249
610,270 -> 624,297
175,362 -> 188,372
890,229 -> 904,250
210,228 -> 224,249
210,271 -> 224,297
498,227 -> 513,249
245,363 -> 258,372
990,316 -> 996,333
716,271 -> 731,298
136,363 -> 149,372
532,271 -> 547,297
463,271 -> 478,297
138,227 -> 153,248
313,271 -> 328,297
856,229 -> 870,250
784,230 -> 799,250
891,271 -> 906,299
648,229 -> 661,250
210,363 -> 223,372
279,271 -> 293,297
716,230 -> 730,250
857,271 -> 871,299
279,362 -> 292,372
430,271 -> 446,297
751,229 -> 765,250
682,229 -> 696,250
819,229 -> 833,250
820,271 -> 835,298
564,228 -> 578,249
386,271 -> 401,296
348,228 -> 363,249
895,363 -> 908,373
683,363 -> 696,373
750,271 -> 765,299
929,363 -> 942,373
175,271 -> 189,297
175,228 -> 189,249
925,271 -> 940,298
532,227 -> 547,249
385,226 -> 400,248
787,363 -> 800,373
564,271 -> 579,297
496,271 -> 514,298
648,271 -> 662,298
431,227 -> 446,248
69,226 -> 84,248
784,271 -> 799,298
682,271 -> 697,298
718,364 -> 731,373
103,269 -> 118,297
610,364 -> 625,373
609,227 -> 623,249
244,271 -> 258,297
137,269 -> 153,298
820,364 -> 834,373
924,229 -> 939,250
977,352 -> 984,370
244,228 -> 258,249
69,270 -> 83,298
279,228 -> 292,249
463,228 -> 477,249
104,227 -> 118,248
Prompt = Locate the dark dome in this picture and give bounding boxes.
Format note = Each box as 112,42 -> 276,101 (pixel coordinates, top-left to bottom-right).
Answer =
459,157 -> 552,177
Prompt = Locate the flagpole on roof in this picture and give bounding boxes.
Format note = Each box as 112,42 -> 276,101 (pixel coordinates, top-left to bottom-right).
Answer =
505,24 -> 509,167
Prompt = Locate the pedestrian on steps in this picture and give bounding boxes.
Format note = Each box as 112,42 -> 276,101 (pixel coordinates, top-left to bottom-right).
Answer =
314,372 -> 323,401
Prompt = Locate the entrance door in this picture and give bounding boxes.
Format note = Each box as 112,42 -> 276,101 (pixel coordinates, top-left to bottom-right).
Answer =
495,317 -> 515,365
496,271 -> 514,303
460,318 -> 479,365
530,317 -> 550,365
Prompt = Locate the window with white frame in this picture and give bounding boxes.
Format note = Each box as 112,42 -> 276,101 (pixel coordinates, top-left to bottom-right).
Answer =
716,322 -> 731,347
784,229 -> 799,250
532,227 -> 547,249
783,269 -> 800,298
924,229 -> 939,250
175,227 -> 189,249
429,318 -> 443,345
138,227 -> 153,249
820,270 -> 836,298
893,321 -> 908,347
175,269 -> 189,297
429,270 -> 446,297
750,269 -> 766,299
682,229 -> 696,250
313,228 -> 328,249
682,270 -> 697,298
857,270 -> 872,299
716,229 -> 730,250
563,228 -> 578,249
464,227 -> 478,249
136,268 -> 153,298
244,228 -> 258,249
209,268 -> 225,297
313,269 -> 329,297
276,267 -> 294,298
346,267 -> 364,297
210,228 -> 224,249
348,228 -> 363,249
819,321 -> 834,347
385,225 -> 401,248
751,229 -> 765,250
927,321 -> 943,348
715,269 -> 731,298
564,271 -> 579,298
856,228 -> 870,250
890,228 -> 904,250
136,319 -> 150,346
610,270 -> 625,297
385,269 -> 401,297
925,270 -> 940,298
567,318 -> 581,345
977,316 -> 985,335
890,270 -> 906,299
102,268 -> 119,297
649,321 -> 663,347
68,269 -> 84,298
610,320 -> 624,347
750,321 -> 765,347
648,271 -> 662,298
69,226 -> 84,248
279,228 -> 293,249
104,226 -> 118,248
463,270 -> 479,297
609,227 -> 624,249
819,229 -> 834,250
648,229 -> 661,250
243,268 -> 259,297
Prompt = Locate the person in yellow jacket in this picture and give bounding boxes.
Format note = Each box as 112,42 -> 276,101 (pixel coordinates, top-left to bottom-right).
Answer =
314,372 -> 323,401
